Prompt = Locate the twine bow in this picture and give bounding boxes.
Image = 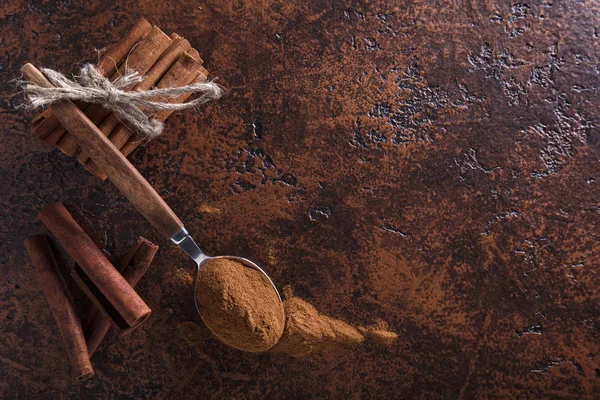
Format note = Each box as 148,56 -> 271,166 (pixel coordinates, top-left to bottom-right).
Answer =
22,64 -> 223,139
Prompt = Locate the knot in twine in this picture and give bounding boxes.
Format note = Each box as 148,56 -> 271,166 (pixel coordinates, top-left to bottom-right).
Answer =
22,64 -> 224,139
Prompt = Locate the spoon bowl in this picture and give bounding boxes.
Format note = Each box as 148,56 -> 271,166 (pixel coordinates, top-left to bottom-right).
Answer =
171,227 -> 282,314
186,244 -> 285,352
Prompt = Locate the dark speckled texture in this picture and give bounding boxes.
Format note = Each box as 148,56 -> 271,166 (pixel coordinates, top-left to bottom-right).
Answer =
1,1 -> 599,398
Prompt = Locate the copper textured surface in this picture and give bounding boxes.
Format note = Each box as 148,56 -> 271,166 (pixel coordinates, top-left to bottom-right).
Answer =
1,1 -> 599,398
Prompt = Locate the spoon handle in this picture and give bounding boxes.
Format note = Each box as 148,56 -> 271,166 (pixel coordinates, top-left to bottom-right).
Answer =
22,63 -> 185,240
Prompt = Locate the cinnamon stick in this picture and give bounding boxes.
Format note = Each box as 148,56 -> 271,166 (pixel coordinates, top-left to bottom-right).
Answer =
38,203 -> 151,333
25,235 -> 94,382
187,48 -> 201,62
31,109 -> 56,142
33,18 -> 152,143
85,237 -> 158,356
76,34 -> 192,165
55,26 -> 172,157
85,53 -> 206,179
115,51 -> 203,149
90,34 -> 190,140
184,48 -> 209,77
96,18 -> 154,77
123,70 -> 208,155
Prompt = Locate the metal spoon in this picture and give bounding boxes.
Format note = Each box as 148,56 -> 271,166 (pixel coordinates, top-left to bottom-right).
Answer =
21,63 -> 282,313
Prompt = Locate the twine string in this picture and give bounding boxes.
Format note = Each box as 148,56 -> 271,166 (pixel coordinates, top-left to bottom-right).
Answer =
22,64 -> 223,139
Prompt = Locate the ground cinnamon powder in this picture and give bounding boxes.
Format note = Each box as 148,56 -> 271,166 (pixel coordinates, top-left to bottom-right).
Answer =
178,321 -> 213,364
358,320 -> 398,346
270,290 -> 365,358
195,258 -> 284,352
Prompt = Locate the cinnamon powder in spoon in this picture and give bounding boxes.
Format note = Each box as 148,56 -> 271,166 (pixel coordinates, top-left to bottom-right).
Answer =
195,258 -> 285,352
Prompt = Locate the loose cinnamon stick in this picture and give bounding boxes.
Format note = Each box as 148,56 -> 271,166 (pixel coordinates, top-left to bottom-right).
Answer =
85,237 -> 158,356
55,26 -> 172,157
76,34 -> 192,165
85,53 -> 206,179
25,235 -> 94,382
38,203 -> 151,333
33,18 -> 152,143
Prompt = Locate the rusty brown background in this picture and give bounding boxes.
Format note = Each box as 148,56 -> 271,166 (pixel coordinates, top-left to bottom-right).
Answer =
1,0 -> 600,399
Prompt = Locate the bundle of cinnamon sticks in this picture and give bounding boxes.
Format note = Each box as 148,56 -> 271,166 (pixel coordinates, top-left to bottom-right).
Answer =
31,18 -> 209,180
25,203 -> 159,382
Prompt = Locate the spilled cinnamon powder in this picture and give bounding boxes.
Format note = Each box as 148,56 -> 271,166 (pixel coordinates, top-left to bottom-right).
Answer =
270,296 -> 364,357
178,321 -> 213,364
358,319 -> 398,346
195,258 -> 284,352
270,287 -> 365,357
